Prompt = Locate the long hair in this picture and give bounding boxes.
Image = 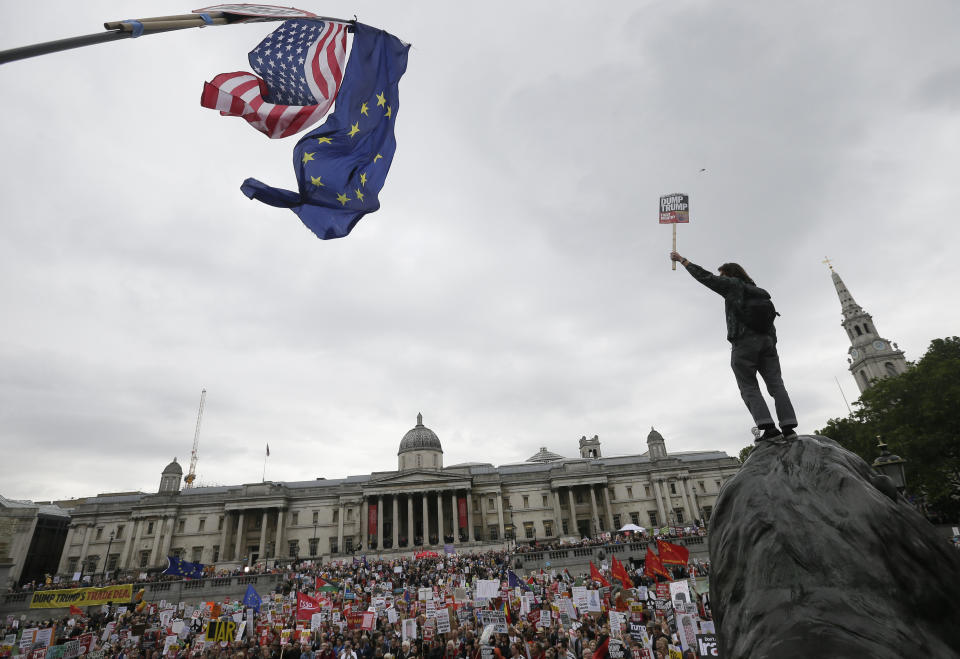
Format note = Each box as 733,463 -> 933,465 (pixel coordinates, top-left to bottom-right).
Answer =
718,262 -> 755,286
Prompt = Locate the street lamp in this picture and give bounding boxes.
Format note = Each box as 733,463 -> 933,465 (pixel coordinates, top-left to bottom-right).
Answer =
872,436 -> 907,493
101,531 -> 115,583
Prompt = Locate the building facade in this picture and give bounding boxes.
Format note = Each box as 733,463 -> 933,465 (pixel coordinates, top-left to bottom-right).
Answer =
52,417 -> 739,578
829,263 -> 908,393
0,496 -> 70,587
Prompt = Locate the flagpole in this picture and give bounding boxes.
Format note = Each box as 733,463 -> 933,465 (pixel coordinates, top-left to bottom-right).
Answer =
0,11 -> 355,65
262,453 -> 267,483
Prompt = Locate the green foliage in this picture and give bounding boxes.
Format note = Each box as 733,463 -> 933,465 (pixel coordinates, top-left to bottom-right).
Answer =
738,444 -> 754,464
816,336 -> 960,520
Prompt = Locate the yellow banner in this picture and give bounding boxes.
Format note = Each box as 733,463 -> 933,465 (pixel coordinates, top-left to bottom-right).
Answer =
30,584 -> 134,609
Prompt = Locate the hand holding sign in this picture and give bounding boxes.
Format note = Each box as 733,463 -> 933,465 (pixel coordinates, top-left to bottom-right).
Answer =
660,194 -> 690,271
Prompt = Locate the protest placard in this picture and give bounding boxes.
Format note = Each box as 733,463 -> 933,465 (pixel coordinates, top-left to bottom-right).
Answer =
694,634 -> 719,657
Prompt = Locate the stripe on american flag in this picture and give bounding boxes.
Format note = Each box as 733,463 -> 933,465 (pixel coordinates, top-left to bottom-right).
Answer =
200,21 -> 348,139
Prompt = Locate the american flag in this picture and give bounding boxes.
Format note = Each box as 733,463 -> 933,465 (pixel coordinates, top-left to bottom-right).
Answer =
201,19 -> 348,139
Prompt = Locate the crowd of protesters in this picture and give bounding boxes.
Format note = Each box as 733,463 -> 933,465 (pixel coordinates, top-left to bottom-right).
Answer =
1,539 -> 711,659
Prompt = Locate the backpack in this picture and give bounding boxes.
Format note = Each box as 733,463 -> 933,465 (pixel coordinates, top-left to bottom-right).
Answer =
737,287 -> 779,333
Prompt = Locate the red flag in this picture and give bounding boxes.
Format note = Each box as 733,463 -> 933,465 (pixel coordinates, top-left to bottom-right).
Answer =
656,539 -> 690,566
592,636 -> 609,659
589,561 -> 611,588
69,604 -> 84,616
644,547 -> 671,581
610,555 -> 632,588
296,591 -> 321,620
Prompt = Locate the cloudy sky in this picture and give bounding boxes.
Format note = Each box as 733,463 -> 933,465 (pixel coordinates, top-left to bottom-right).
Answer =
2,1 -> 958,502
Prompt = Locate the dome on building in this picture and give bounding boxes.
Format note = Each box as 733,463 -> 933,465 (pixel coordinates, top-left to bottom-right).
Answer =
398,413 -> 443,455
162,458 -> 183,475
526,447 -> 564,463
647,428 -> 665,443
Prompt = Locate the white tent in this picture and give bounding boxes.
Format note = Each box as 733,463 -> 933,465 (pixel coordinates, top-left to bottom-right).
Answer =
618,523 -> 644,532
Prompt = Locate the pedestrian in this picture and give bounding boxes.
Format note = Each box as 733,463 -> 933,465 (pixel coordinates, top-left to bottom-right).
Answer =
669,251 -> 798,442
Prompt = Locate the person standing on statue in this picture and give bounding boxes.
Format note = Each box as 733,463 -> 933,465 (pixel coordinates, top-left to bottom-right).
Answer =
669,251 -> 798,442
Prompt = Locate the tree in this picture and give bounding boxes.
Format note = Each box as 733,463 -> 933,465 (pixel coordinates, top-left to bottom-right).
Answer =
738,444 -> 754,464
817,337 -> 960,521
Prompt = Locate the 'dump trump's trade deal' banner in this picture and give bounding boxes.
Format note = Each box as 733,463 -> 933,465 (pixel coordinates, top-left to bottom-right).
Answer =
30,585 -> 134,609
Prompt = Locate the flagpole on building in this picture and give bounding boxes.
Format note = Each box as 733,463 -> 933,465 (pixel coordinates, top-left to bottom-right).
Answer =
0,9 -> 355,65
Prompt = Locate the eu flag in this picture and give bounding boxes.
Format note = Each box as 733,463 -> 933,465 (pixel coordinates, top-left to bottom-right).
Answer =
163,556 -> 204,579
243,584 -> 262,612
241,23 -> 410,239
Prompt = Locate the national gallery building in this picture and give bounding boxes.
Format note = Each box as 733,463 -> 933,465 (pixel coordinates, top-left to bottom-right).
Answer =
52,416 -> 739,577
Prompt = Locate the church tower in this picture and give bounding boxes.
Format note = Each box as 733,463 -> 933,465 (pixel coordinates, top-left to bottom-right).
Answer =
827,260 -> 908,394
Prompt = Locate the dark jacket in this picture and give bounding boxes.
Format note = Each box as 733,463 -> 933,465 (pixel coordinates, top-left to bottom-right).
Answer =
684,262 -> 776,343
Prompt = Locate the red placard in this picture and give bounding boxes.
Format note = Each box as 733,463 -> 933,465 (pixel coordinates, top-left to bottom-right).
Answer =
457,497 -> 468,530
368,504 -> 378,539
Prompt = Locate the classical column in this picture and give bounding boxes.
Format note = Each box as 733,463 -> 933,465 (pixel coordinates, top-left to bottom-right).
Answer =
466,490 -> 475,542
407,495 -> 414,547
218,513 -> 229,564
478,492 -> 487,541
377,497 -> 384,550
150,520 -> 164,566
552,490 -> 563,537
567,488 -> 577,536
680,479 -> 697,524
120,519 -> 136,569
391,496 -> 399,549
259,510 -> 269,560
160,516 -> 175,560
601,487 -> 614,531
651,480 -> 667,528
436,491 -> 444,544
450,492 -> 459,544
338,503 -> 346,553
589,486 -> 601,534
79,524 -> 93,565
233,512 -> 245,561
58,525 -> 79,573
495,490 -> 505,540
274,509 -> 285,559
361,498 -> 369,550
421,493 -> 429,545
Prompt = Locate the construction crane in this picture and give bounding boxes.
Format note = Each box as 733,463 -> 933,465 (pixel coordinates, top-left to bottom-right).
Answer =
183,389 -> 206,487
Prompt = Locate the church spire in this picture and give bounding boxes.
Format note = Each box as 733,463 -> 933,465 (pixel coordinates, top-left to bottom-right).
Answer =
825,259 -> 908,394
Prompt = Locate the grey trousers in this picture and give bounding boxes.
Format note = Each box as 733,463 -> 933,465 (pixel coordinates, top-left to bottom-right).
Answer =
730,333 -> 797,428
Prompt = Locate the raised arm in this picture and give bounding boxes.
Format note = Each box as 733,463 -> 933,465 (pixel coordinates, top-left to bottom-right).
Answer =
670,251 -> 734,297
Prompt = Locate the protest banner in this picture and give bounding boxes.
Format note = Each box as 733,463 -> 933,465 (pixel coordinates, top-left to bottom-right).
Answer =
677,613 -> 697,652
669,581 -> 691,610
435,609 -> 451,634
695,634 -> 719,657
478,611 -> 507,633
402,619 -> 417,642
204,620 -> 237,643
34,629 -> 53,648
30,585 -> 133,609
659,193 -> 690,271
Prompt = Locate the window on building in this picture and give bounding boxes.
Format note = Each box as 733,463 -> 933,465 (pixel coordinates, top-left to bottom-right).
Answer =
198,518 -> 206,532
503,497 -> 510,510
177,519 -> 185,533
255,516 -> 262,529
85,555 -> 99,573
860,370 -> 870,387
626,486 -> 633,499
609,488 -> 616,501
107,554 -> 120,571
139,550 -> 150,568
612,514 -> 621,530
473,498 -> 480,513
115,525 -> 124,540
172,547 -> 184,559
561,520 -> 569,535
213,545 -> 220,562
291,512 -> 299,525
488,525 -> 499,540
855,325 -> 862,336
191,547 -> 203,562
885,362 -> 898,376
864,324 -> 871,334
669,483 -> 677,495
674,508 -> 684,524
488,497 -> 495,509
544,521 -> 553,537
345,536 -> 354,552
630,512 -> 640,525
147,521 -> 155,535
523,522 -> 535,539
474,526 -> 483,540
288,540 -> 299,558
644,485 -> 650,497
67,557 -> 79,573
332,510 -> 339,524
218,516 -> 224,531
522,495 -> 529,508
648,511 -> 658,527
703,506 -> 713,522
346,508 -> 353,520
96,527 -> 103,540
542,495 -> 548,507
309,538 -> 319,556
312,511 -> 319,524
329,538 -> 339,554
